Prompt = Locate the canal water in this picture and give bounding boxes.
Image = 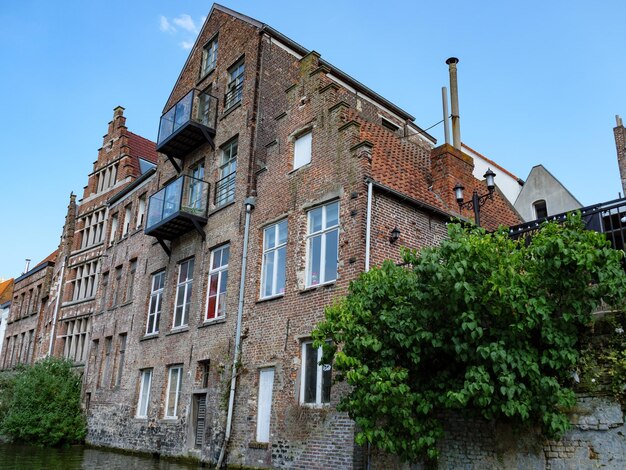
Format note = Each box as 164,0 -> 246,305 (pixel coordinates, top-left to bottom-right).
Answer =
0,443 -> 206,469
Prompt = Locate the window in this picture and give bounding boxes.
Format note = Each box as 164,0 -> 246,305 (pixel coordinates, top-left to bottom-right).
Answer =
256,368 -> 275,442
534,200 -> 548,219
189,163 -> 205,210
205,245 -> 229,321
62,317 -> 91,363
122,205 -> 132,237
100,272 -> 109,312
94,163 -> 119,194
114,334 -> 127,387
136,194 -> 147,228
111,266 -> 123,308
72,260 -> 99,301
306,201 -> 339,287
165,365 -> 183,418
261,221 -> 287,298
136,369 -> 152,418
79,209 -> 105,249
198,91 -> 214,127
146,271 -> 165,335
100,336 -> 112,388
109,213 -> 118,244
201,36 -> 218,76
216,139 -> 237,206
32,285 -> 41,314
173,259 -> 194,329
125,260 -> 137,303
225,59 -> 244,109
293,131 -> 312,170
199,360 -> 210,388
300,341 -> 331,405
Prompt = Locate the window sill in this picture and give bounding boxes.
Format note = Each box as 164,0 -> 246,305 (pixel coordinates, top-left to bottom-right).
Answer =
71,241 -> 105,257
208,200 -> 236,217
221,101 -> 242,119
256,293 -> 284,304
299,281 -> 336,294
134,416 -> 149,421
199,317 -> 226,328
248,442 -> 269,450
288,162 -> 311,175
299,402 -> 331,409
140,333 -> 159,342
62,296 -> 96,307
196,67 -> 215,86
160,417 -> 180,424
167,327 -> 189,336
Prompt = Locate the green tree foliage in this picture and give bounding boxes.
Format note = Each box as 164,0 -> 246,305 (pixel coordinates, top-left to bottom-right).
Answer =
0,357 -> 86,446
313,215 -> 626,462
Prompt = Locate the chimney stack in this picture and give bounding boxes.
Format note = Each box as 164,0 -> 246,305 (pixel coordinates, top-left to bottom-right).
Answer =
446,57 -> 461,150
23,259 -> 31,274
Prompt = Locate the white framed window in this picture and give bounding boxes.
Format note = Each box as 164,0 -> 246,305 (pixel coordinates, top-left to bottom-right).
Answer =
146,271 -> 165,335
80,209 -> 105,249
136,194 -> 147,228
256,368 -> 275,442
205,244 -> 229,321
201,36 -> 218,76
165,365 -> 183,418
61,317 -> 91,363
306,201 -> 339,287
109,213 -> 119,244
216,138 -> 237,206
122,205 -> 132,237
225,59 -> 245,109
261,220 -> 287,298
72,260 -> 99,301
136,369 -> 152,418
293,131 -> 312,170
188,163 -> 205,210
173,259 -> 194,329
300,341 -> 331,405
165,366 -> 183,418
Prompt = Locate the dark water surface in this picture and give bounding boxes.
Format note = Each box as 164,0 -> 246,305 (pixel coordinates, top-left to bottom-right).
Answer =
0,443 -> 206,469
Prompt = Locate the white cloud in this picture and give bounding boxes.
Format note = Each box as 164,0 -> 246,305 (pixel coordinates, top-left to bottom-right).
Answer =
159,15 -> 175,33
173,14 -> 197,33
180,41 -> 194,50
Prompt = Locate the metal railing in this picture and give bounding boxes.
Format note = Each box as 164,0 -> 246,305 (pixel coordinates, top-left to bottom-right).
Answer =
508,197 -> 626,258
146,175 -> 209,231
157,90 -> 218,145
214,171 -> 236,207
224,79 -> 243,110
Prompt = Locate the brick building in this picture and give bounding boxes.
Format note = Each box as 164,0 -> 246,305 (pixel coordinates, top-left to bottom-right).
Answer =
79,4 -> 520,468
37,107 -> 158,369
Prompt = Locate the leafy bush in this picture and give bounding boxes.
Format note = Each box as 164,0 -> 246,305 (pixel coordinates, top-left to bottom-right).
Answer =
0,357 -> 86,446
313,215 -> 626,462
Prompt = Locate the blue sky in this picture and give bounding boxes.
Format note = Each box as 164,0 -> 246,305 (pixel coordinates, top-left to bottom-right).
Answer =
1,0 -> 625,279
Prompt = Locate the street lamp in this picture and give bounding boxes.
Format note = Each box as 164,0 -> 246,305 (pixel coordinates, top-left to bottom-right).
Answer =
453,169 -> 496,227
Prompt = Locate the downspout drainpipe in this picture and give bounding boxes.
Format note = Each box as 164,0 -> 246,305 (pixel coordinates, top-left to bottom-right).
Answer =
365,180 -> 373,273
217,197 -> 256,468
48,258 -> 65,356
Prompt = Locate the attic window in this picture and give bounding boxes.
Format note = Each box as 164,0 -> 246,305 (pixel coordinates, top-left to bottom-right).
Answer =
533,200 -> 548,219
381,118 -> 400,133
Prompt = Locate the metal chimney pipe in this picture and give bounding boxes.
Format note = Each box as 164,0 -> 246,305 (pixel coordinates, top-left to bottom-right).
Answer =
446,57 -> 461,150
617,115 -> 623,127
24,259 -> 31,274
442,86 -> 450,145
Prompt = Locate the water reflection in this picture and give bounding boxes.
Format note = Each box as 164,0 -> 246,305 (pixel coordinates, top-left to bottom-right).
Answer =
0,443 -> 205,469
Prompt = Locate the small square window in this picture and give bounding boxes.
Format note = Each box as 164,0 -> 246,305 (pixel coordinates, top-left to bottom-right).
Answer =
293,132 -> 312,170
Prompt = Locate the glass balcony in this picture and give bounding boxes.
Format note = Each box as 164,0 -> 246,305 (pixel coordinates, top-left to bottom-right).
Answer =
157,90 -> 218,161
145,175 -> 210,240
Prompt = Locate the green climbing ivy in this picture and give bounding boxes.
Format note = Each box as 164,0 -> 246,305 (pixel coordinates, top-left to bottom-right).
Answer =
313,214 -> 626,462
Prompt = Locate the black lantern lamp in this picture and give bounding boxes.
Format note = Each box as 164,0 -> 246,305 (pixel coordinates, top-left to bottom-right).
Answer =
453,169 -> 496,227
390,227 -> 401,243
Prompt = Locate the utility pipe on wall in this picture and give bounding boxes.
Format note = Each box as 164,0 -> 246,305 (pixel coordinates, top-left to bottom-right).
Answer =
217,197 -> 256,468
365,180 -> 373,272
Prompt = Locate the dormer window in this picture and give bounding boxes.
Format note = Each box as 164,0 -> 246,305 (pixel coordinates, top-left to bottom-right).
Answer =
533,200 -> 548,219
